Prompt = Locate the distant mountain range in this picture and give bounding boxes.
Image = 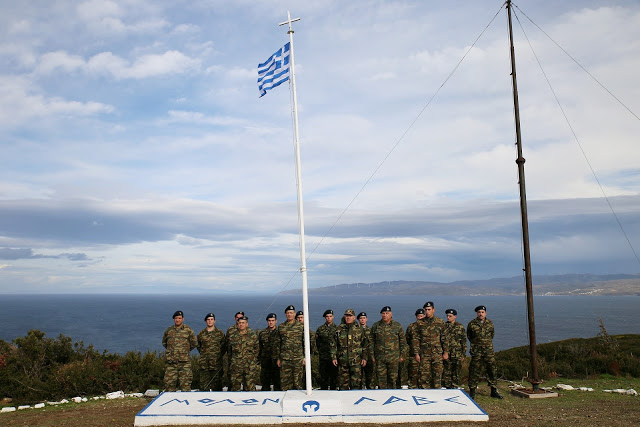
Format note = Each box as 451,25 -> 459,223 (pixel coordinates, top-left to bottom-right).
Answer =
279,273 -> 640,296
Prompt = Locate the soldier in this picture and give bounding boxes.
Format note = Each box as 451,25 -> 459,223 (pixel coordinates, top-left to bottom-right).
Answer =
224,311 -> 245,389
406,308 -> 426,388
295,310 -> 318,356
258,313 -> 280,391
276,305 -> 305,390
370,306 -> 407,389
331,309 -> 369,390
357,312 -> 375,389
227,316 -> 259,391
316,309 -> 338,390
197,313 -> 226,391
467,305 -> 502,399
443,309 -> 467,389
413,301 -> 448,389
162,310 -> 198,392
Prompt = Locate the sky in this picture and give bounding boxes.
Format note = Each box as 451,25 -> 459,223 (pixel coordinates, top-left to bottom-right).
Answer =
0,0 -> 639,294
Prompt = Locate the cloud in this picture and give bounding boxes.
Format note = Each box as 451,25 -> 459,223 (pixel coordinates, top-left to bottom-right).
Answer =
0,247 -> 89,261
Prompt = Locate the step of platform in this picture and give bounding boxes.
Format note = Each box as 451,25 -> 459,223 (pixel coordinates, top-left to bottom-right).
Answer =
134,389 -> 488,425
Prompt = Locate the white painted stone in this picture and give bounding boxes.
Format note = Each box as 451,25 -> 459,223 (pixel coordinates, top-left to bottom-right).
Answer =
106,391 -> 125,399
134,389 -> 487,426
625,389 -> 637,396
60,399 -> 69,404
556,384 -> 575,390
1,407 -> 16,412
72,397 -> 82,403
18,405 -> 31,410
34,403 -> 45,408
127,393 -> 144,398
144,389 -> 160,398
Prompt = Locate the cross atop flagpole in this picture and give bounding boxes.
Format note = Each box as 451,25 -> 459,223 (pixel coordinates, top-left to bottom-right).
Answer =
278,11 -> 313,396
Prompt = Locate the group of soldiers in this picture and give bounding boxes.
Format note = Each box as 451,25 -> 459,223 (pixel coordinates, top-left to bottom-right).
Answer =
161,302 -> 502,399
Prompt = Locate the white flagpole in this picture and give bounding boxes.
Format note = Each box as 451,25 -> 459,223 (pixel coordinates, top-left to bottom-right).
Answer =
278,11 -> 313,396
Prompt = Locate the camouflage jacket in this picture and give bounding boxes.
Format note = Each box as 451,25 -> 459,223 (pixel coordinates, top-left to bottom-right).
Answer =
406,321 -> 420,358
370,319 -> 407,362
276,320 -> 305,361
162,324 -> 197,363
444,321 -> 467,359
258,327 -> 279,362
316,322 -> 337,360
197,327 -> 226,369
331,322 -> 369,365
413,316 -> 449,357
227,328 -> 259,368
467,317 -> 495,356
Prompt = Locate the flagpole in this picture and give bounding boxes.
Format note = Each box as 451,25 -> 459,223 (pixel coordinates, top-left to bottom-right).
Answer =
279,11 -> 313,396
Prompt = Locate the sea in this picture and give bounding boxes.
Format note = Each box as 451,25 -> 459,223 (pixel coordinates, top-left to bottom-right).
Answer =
1,294 -> 638,355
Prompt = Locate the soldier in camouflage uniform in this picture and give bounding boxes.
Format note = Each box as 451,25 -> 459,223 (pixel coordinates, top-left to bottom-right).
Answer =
406,308 -> 426,388
258,313 -> 280,391
443,308 -> 466,389
227,316 -> 259,391
331,309 -> 369,390
224,311 -> 245,389
276,305 -> 305,390
162,310 -> 198,391
467,305 -> 502,399
357,312 -> 376,389
296,311 -> 318,356
197,313 -> 226,391
370,306 -> 407,389
413,301 -> 449,389
316,309 -> 338,390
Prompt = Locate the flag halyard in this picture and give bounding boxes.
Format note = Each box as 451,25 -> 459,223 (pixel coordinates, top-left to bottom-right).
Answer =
257,42 -> 291,97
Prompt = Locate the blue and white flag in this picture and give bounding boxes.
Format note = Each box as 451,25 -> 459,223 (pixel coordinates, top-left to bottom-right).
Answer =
257,42 -> 290,97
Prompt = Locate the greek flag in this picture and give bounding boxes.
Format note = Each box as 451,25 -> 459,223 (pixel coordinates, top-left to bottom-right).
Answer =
257,42 -> 290,97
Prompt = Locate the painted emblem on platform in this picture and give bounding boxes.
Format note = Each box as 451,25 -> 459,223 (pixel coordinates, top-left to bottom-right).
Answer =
302,400 -> 320,412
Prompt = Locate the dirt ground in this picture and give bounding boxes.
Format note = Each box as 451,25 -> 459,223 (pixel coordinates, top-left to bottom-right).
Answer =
1,383 -> 639,426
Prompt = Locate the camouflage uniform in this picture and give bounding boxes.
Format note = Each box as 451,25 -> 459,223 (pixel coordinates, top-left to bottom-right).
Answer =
413,316 -> 448,388
227,327 -> 259,391
224,324 -> 238,389
316,322 -> 338,390
360,324 -> 376,389
443,321 -> 467,388
331,320 -> 369,390
276,320 -> 305,390
258,326 -> 281,391
197,327 -> 226,391
467,317 -> 497,389
405,321 -> 421,388
162,323 -> 197,391
370,320 -> 407,389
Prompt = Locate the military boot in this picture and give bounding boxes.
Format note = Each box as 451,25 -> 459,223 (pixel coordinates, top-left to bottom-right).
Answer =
469,387 -> 476,399
490,387 -> 503,399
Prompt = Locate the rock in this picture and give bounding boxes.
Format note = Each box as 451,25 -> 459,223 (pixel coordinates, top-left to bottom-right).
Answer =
1,397 -> 12,404
92,396 -> 101,400
126,393 -> 144,398
106,391 -> 125,400
72,397 -> 82,403
82,397 -> 88,402
18,405 -> 31,410
556,384 -> 575,391
1,407 -> 16,413
577,387 -> 593,392
144,389 -> 160,398
60,399 -> 69,404
34,403 -> 45,409
624,389 -> 637,396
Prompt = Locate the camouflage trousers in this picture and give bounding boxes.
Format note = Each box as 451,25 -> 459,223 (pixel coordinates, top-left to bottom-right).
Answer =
318,358 -> 338,390
279,359 -> 304,391
362,359 -> 376,389
407,356 -> 420,388
199,366 -> 224,391
417,355 -> 443,389
338,361 -> 363,390
229,361 -> 259,391
164,361 -> 192,392
443,357 -> 463,388
375,359 -> 400,389
260,359 -> 281,391
468,354 -> 497,388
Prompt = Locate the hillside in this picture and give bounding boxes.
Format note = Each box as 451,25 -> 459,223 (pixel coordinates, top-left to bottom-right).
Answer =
280,273 -> 640,296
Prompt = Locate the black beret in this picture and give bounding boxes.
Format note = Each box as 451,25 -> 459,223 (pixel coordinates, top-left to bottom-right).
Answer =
423,301 -> 434,308
238,316 -> 248,321
296,311 -> 304,317
445,309 -> 457,316
173,310 -> 184,318
323,309 -> 334,317
475,305 -> 487,312
357,312 -> 367,319
266,313 -> 277,320
235,311 -> 245,317
204,313 -> 215,320
285,305 -> 296,312
380,306 -> 392,313
415,308 -> 425,316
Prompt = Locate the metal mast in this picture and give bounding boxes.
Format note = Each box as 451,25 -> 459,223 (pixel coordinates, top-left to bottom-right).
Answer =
506,0 -> 540,390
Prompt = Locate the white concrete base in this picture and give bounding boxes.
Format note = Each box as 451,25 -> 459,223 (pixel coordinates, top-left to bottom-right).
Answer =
134,389 -> 488,425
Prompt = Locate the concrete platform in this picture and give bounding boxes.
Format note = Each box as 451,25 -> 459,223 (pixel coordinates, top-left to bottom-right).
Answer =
134,389 -> 488,425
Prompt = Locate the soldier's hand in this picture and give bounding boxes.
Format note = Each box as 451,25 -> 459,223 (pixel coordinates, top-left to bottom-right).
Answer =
361,360 -> 367,367
399,357 -> 404,363
332,359 -> 338,367
277,359 -> 281,368
443,352 -> 449,360
415,354 -> 420,363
